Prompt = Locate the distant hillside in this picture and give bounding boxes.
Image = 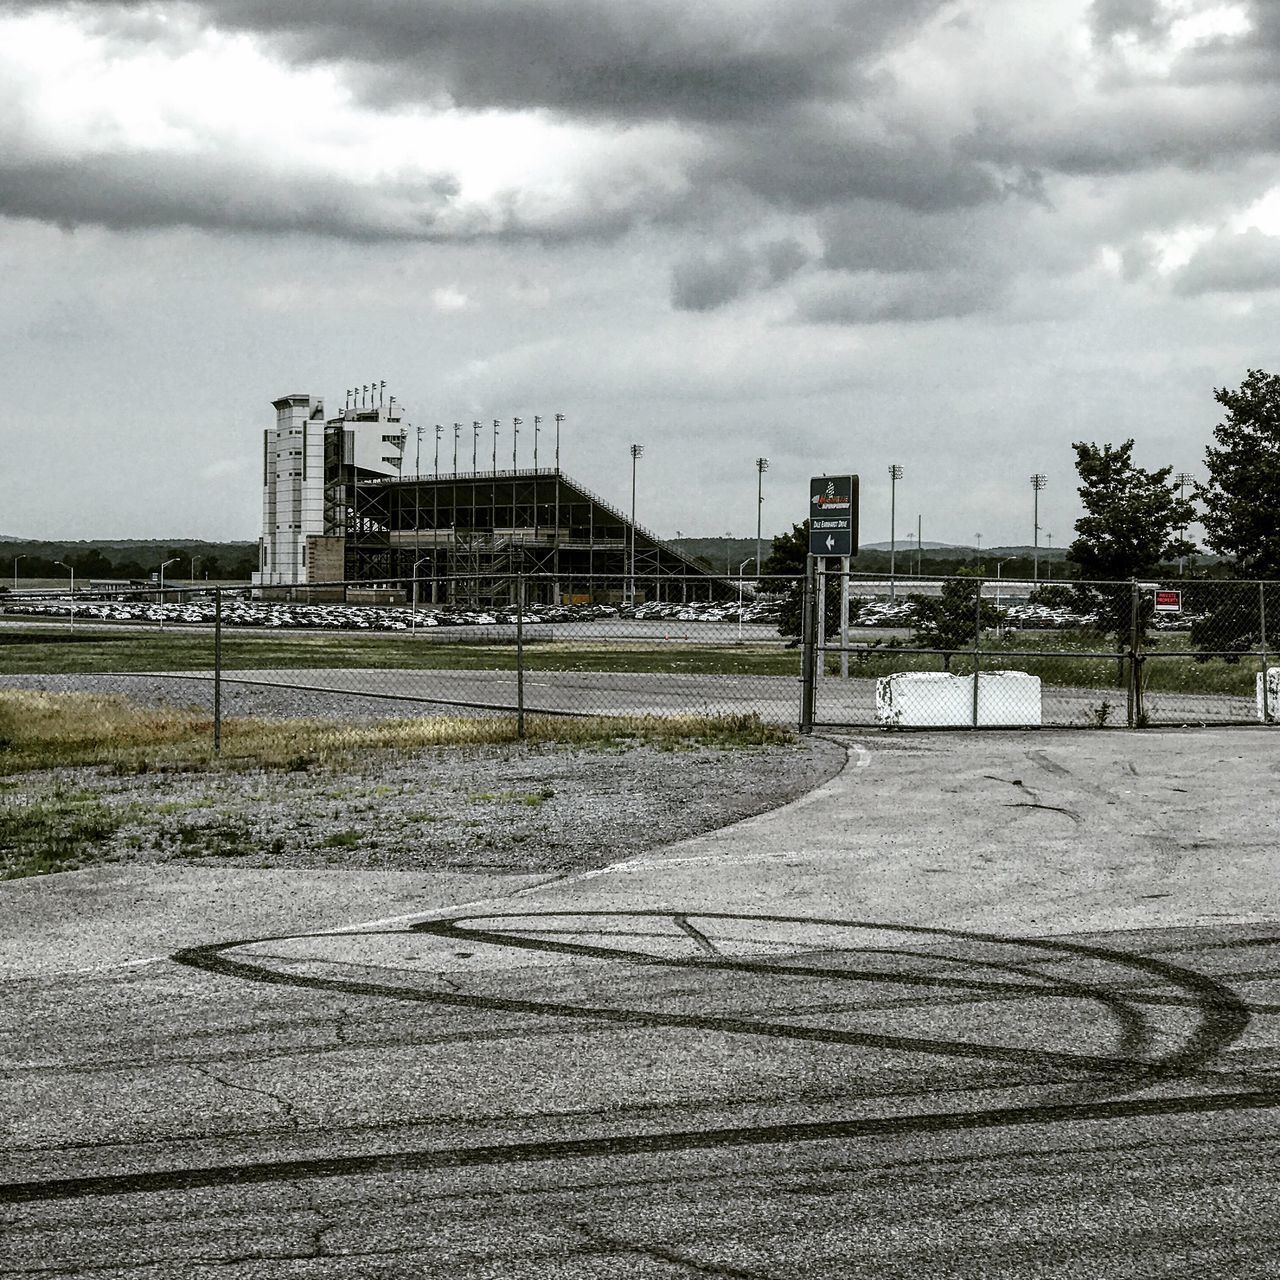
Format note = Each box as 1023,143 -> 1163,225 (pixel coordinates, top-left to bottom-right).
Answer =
2,539 -> 258,583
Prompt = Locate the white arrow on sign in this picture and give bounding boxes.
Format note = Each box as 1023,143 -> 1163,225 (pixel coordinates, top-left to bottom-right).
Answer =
825,534 -> 835,551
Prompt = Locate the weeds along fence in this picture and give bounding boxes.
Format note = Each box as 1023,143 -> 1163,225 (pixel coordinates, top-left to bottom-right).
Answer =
1,571 -> 1277,744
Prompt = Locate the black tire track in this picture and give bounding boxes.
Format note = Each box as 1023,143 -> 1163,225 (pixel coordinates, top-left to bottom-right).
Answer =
2,911 -> 1262,1206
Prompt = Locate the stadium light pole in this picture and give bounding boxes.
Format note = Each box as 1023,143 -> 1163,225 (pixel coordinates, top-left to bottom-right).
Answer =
453,423 -> 461,475
554,413 -> 564,471
512,418 -> 521,470
629,444 -> 644,604
738,558 -> 753,642
410,555 -> 430,634
472,422 -> 481,473
13,553 -> 24,591
1030,473 -> 1047,581
916,514 -> 922,576
54,560 -> 74,631
755,457 -> 769,575
158,557 -> 178,631
1045,532 -> 1053,580
415,424 -> 424,476
1175,471 -> 1194,575
533,415 -> 541,470
492,420 -> 499,475
888,464 -> 903,601
433,425 -> 441,478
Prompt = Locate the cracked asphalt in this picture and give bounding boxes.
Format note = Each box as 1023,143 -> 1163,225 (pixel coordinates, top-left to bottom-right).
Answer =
2,729 -> 1279,1278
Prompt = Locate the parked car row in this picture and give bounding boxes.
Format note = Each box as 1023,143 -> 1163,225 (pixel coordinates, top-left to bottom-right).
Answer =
2,595 -> 783,632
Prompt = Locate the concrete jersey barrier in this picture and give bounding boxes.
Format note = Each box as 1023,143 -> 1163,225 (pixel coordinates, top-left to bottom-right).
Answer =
876,670 -> 1043,728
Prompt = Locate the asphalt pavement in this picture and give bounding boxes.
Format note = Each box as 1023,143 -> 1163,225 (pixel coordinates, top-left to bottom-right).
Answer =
2,729 -> 1278,1277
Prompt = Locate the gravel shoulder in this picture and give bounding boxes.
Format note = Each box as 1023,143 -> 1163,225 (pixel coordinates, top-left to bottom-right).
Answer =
2,735 -> 846,878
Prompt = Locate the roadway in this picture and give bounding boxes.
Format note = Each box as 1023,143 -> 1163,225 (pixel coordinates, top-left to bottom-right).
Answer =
2,730 -> 1277,1276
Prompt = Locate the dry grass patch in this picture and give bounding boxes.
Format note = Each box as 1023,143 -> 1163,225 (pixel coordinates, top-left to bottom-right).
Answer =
0,691 -> 791,775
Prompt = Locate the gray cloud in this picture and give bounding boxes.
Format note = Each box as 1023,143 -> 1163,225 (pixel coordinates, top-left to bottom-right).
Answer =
0,153 -> 461,240
820,201 -> 985,273
1172,228 -> 1280,295
670,237 -> 810,311
796,269 -> 1002,324
3,0 -> 943,122
1089,0 -> 1167,42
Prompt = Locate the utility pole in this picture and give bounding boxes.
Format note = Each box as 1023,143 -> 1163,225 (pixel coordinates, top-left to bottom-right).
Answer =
1175,472 -> 1194,575
888,464 -> 903,601
629,444 -> 644,604
158,557 -> 178,631
755,457 -> 769,575
1030,473 -> 1047,581
54,560 -> 74,631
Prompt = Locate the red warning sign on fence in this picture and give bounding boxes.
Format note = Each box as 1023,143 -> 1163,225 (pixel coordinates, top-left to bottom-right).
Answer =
1154,589 -> 1181,613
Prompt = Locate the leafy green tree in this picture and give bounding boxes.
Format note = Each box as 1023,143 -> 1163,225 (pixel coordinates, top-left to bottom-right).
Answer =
762,521 -> 847,639
1068,440 -> 1196,643
909,571 -> 999,670
1197,369 -> 1280,574
1185,369 -> 1280,656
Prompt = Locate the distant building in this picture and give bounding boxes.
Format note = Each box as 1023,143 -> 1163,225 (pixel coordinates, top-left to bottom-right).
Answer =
254,391 -> 716,604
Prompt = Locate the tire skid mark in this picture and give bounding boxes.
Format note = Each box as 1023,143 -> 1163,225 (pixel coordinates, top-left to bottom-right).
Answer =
173,935 -> 1142,1078
3,910 -> 1257,1208
4,1087 -> 1279,1206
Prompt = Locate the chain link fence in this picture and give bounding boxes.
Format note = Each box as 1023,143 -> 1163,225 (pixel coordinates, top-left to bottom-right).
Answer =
0,574 -> 802,749
2,571 -> 1277,744
803,569 -> 1277,730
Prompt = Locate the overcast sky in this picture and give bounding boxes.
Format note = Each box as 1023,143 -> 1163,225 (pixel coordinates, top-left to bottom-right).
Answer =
3,0 -> 1278,548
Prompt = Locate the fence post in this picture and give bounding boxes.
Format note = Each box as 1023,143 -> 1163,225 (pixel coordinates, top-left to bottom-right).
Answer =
515,569 -> 525,739
972,576 -> 982,728
840,558 -> 850,679
213,587 -> 222,756
1126,579 -> 1141,728
1261,581 -> 1270,725
800,559 -> 817,734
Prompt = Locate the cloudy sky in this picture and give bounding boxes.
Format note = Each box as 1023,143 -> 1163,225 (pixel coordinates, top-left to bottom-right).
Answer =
3,0 -> 1278,548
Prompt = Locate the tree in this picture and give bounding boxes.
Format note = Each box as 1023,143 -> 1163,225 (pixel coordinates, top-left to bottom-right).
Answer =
909,571 -> 999,670
1186,370 -> 1280,657
762,522 -> 847,639
1197,369 -> 1280,575
1068,440 -> 1196,642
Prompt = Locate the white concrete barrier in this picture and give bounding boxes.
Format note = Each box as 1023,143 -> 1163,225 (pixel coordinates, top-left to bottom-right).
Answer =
876,670 -> 1042,728
1256,667 -> 1280,722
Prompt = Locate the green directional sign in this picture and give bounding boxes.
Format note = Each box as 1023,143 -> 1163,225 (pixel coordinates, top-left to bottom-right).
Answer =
809,475 -> 859,557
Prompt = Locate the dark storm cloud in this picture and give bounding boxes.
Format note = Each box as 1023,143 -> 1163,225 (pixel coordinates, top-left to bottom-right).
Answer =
1172,228 -> 1280,295
185,0 -> 946,122
670,237 -> 810,311
0,153 -> 461,240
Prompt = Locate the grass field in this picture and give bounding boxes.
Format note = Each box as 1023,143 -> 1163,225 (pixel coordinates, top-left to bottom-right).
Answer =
0,629 -> 799,676
0,690 -> 791,776
1,625 -> 1268,696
